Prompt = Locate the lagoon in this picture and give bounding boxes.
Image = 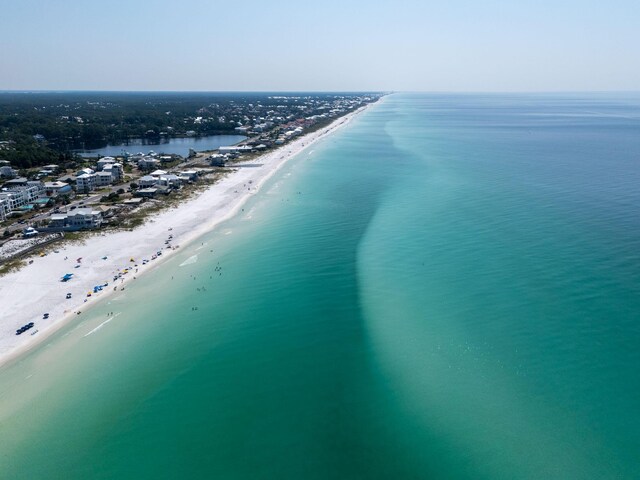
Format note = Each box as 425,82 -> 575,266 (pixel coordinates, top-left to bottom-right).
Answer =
75,134 -> 246,157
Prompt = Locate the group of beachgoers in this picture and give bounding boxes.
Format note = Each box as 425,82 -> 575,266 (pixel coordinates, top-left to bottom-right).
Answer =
68,228 -> 181,316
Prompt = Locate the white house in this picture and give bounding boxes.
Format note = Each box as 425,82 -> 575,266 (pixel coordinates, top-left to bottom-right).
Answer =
149,169 -> 168,178
101,163 -> 124,184
138,157 -> 160,170
136,188 -> 158,198
76,174 -> 96,193
67,208 -> 102,229
178,170 -> 198,181
110,163 -> 124,183
157,174 -> 181,188
76,168 -> 95,177
95,171 -> 113,187
218,145 -> 252,154
137,175 -> 158,188
96,157 -> 116,170
44,181 -> 72,197
0,181 -> 44,212
49,208 -> 102,230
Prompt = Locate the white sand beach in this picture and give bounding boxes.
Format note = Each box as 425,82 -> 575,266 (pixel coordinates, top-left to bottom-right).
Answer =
0,106 -> 367,368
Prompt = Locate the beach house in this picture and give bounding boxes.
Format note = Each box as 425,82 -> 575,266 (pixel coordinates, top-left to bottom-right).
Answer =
219,145 -> 253,155
157,174 -> 181,188
48,208 -> 103,230
178,170 -> 198,182
136,188 -> 159,198
209,154 -> 226,167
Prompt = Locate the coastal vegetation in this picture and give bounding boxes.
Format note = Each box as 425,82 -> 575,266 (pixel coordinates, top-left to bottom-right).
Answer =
0,92 -> 377,168
0,258 -> 24,276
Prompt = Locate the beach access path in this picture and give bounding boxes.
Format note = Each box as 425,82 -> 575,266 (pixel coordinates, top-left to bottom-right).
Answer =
0,105 -> 369,368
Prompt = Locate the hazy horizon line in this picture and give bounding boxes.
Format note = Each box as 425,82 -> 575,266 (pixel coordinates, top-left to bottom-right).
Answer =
0,89 -> 639,95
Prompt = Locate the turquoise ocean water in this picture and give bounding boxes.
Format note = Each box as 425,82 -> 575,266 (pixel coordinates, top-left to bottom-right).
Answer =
1,93 -> 639,479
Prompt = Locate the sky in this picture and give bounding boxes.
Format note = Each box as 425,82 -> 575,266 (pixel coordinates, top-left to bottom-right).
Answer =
1,0 -> 639,92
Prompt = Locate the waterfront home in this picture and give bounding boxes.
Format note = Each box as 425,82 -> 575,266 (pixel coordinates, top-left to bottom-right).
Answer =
48,208 -> 103,230
48,213 -> 67,228
136,188 -> 158,198
219,145 -> 253,154
123,197 -> 144,206
65,209 -> 102,229
178,170 -> 198,181
209,154 -> 226,167
157,174 -> 181,188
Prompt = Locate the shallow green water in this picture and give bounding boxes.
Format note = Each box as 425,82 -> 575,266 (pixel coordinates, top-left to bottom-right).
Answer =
1,93 -> 639,479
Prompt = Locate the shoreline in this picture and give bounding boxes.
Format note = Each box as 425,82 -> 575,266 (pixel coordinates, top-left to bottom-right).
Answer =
0,104 -> 371,369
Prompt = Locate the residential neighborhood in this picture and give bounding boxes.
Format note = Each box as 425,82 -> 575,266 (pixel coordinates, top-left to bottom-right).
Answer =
0,93 -> 380,256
